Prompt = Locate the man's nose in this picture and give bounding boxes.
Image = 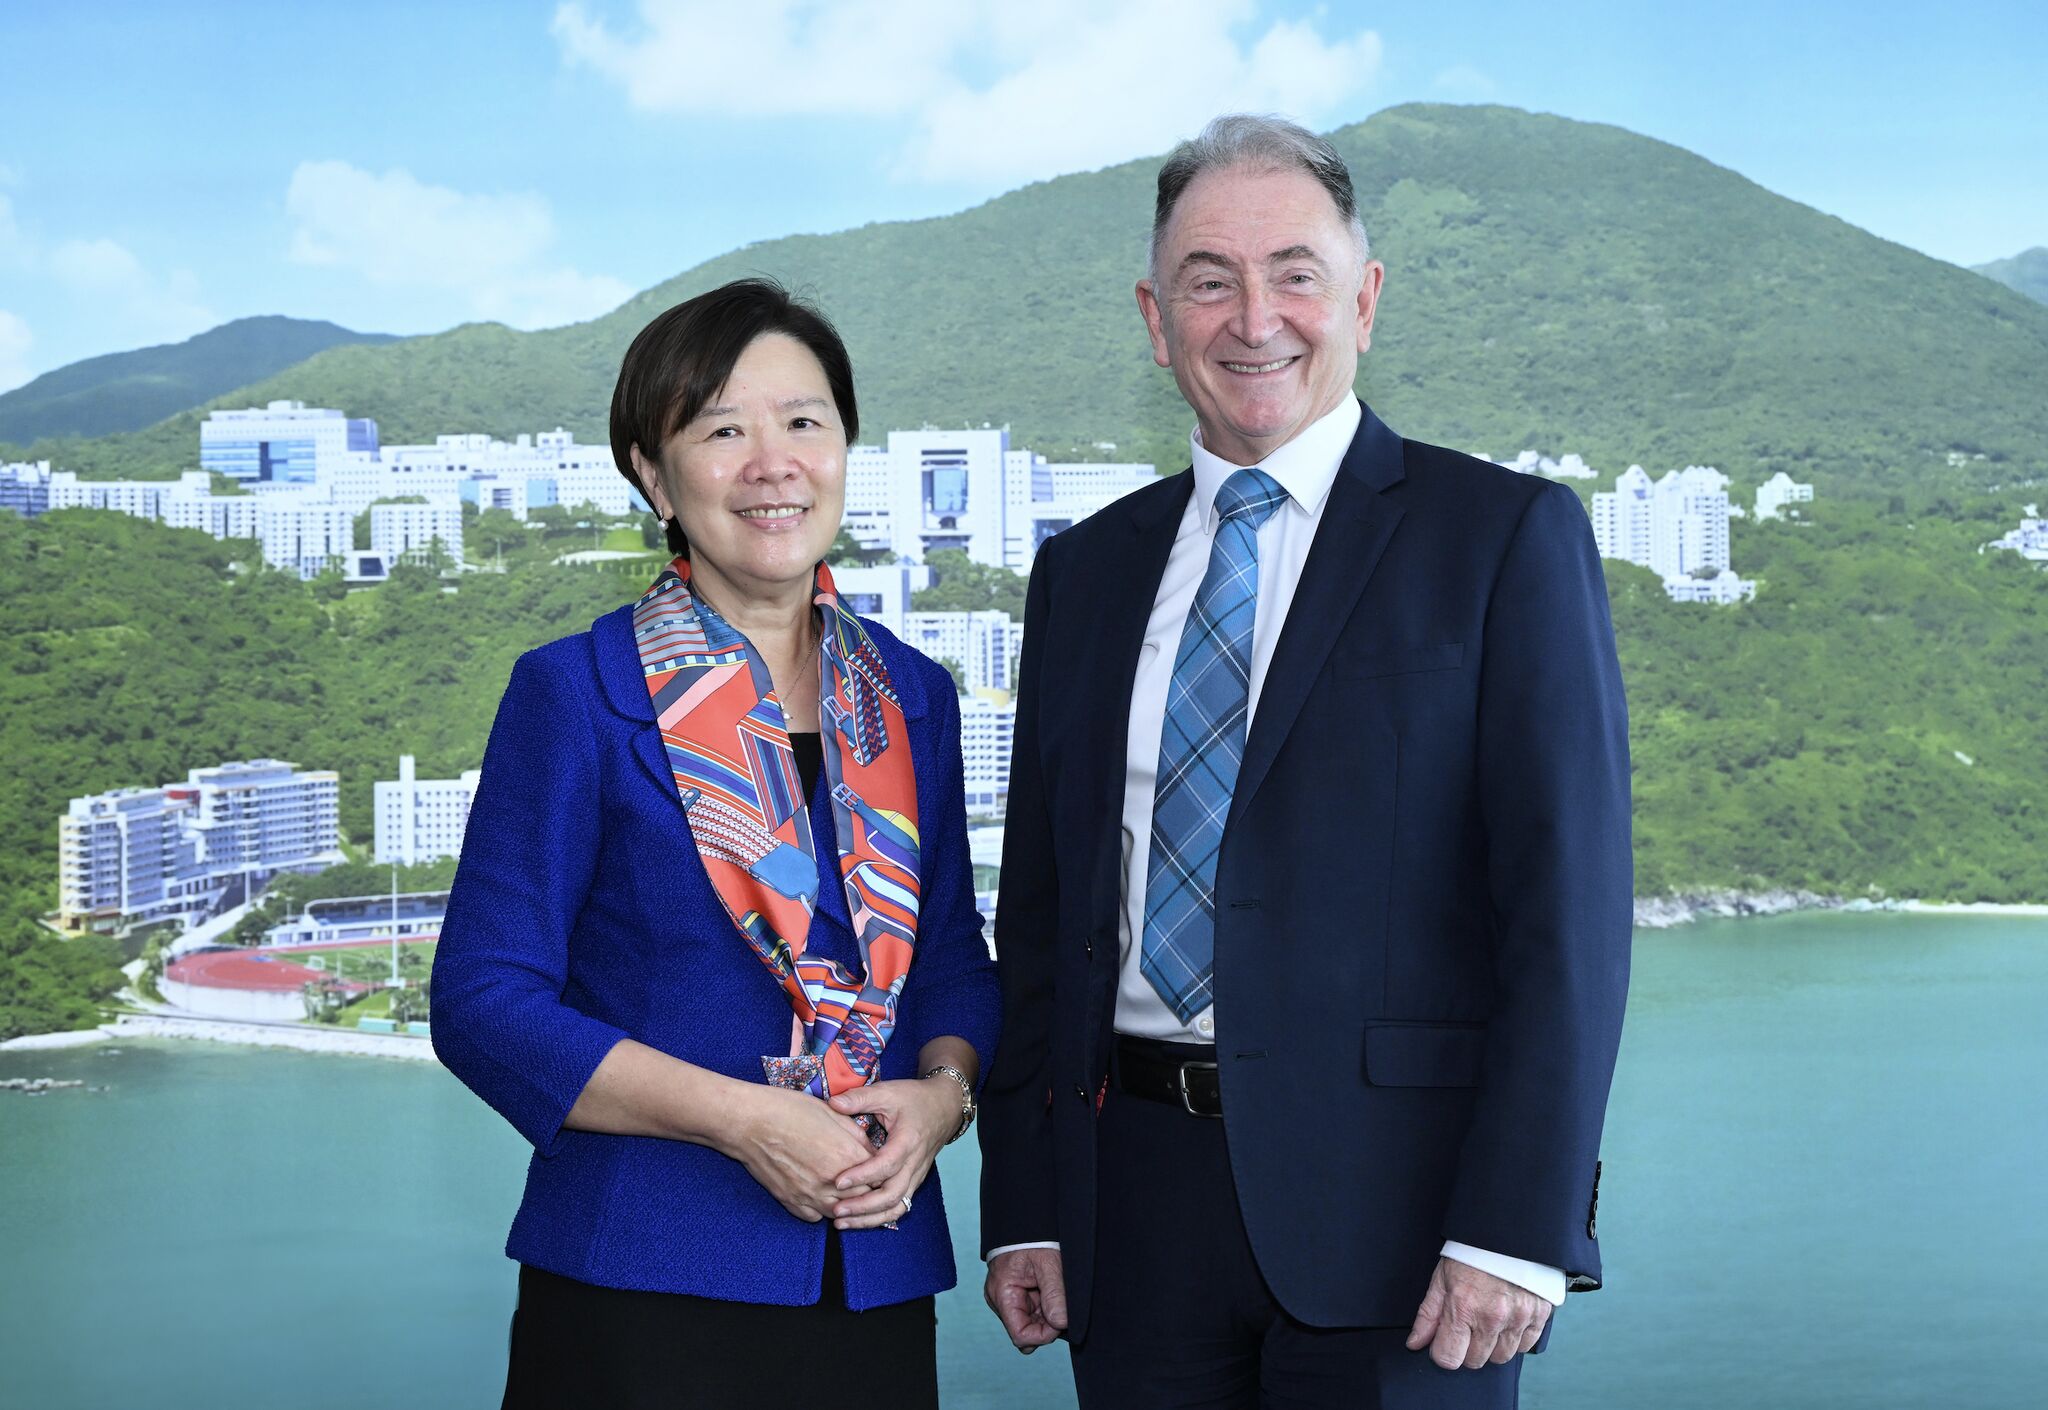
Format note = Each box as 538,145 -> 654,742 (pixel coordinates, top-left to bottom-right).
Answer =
1230,284 -> 1280,347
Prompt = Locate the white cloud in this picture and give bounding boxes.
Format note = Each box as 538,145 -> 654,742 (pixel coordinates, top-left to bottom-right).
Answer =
285,160 -> 631,329
552,0 -> 971,115
0,309 -> 33,394
552,0 -> 1383,188
1432,64 -> 1498,99
44,237 -> 216,349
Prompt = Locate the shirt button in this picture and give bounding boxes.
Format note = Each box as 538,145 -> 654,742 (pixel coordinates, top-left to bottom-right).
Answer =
1194,1015 -> 1214,1037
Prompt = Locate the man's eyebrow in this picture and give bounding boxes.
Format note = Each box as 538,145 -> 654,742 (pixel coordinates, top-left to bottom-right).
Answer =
1176,249 -> 1238,275
1268,243 -> 1329,265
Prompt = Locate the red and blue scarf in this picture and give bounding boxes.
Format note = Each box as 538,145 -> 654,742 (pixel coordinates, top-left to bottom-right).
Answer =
633,558 -> 921,1135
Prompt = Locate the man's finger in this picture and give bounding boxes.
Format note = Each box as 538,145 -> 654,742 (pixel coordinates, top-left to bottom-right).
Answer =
1518,1321 -> 1543,1355
1428,1310 -> 1471,1371
1489,1326 -> 1523,1365
1405,1276 -> 1446,1351
1039,1271 -> 1070,1331
1462,1325 -> 1499,1371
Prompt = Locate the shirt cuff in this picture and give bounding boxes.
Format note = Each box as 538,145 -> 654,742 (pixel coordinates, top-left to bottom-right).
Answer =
1440,1241 -> 1568,1307
986,1241 -> 1061,1261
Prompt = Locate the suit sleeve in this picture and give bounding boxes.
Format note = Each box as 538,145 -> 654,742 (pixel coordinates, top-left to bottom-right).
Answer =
977,545 -> 1063,1254
892,674 -> 1002,1078
1445,481 -> 1632,1288
429,649 -> 631,1155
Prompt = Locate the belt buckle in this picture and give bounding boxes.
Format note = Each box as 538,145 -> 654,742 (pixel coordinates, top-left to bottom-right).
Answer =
1175,1060 -> 1221,1118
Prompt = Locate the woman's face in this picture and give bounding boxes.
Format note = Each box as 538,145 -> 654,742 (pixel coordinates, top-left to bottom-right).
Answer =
638,332 -> 848,602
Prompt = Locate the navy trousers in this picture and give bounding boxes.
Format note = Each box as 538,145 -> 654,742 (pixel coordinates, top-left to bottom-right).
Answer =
1070,1065 -> 1522,1410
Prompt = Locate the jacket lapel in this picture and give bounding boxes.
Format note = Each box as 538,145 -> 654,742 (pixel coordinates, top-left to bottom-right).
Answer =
1230,406 -> 1408,826
1084,472 -> 1192,934
589,603 -> 687,811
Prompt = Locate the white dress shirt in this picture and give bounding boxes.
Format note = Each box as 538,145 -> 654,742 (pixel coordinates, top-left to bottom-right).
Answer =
991,398 -> 1564,1307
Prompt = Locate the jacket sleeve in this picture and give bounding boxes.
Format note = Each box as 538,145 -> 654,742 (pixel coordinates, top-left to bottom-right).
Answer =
892,672 -> 1002,1079
430,647 -> 631,1155
976,546 -> 1063,1253
1445,481 -> 1633,1287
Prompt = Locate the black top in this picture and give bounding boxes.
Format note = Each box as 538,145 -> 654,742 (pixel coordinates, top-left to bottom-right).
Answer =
790,731 -> 822,798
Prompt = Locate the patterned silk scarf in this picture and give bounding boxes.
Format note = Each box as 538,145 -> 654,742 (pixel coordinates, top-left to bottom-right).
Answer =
633,558 -> 921,1138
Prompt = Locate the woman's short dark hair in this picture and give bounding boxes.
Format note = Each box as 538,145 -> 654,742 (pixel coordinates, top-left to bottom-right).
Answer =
609,277 -> 859,557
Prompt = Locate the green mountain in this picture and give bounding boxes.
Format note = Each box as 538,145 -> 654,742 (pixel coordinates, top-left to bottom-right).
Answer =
1973,246 -> 2048,306
9,104 -> 2047,496
0,315 -> 394,444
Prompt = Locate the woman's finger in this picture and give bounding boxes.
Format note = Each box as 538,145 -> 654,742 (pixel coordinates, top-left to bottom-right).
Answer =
833,1148 -> 907,1191
831,1175 -> 914,1221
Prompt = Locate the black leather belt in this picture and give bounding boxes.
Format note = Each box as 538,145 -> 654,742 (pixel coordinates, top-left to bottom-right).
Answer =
1114,1035 -> 1222,1117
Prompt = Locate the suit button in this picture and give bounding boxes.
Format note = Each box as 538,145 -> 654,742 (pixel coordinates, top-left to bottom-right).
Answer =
1073,1085 -> 1087,1101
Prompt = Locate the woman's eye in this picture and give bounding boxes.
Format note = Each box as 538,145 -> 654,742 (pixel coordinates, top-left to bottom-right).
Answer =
710,426 -> 739,439
790,417 -> 817,430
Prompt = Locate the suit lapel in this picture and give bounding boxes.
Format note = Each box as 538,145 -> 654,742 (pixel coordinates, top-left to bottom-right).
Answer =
1083,472 -> 1191,934
1231,406 -> 1408,826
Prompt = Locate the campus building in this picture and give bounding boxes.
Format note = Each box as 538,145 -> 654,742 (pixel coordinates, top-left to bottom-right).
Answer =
57,760 -> 344,932
1754,471 -> 1816,522
1593,463 -> 1754,604
1,460 -> 52,516
373,755 -> 481,865
200,401 -> 378,486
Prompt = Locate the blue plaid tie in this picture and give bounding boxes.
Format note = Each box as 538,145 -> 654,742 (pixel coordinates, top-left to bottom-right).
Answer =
1141,466 -> 1290,1024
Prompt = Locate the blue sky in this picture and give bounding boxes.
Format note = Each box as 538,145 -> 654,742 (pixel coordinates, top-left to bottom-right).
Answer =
1,0 -> 2043,392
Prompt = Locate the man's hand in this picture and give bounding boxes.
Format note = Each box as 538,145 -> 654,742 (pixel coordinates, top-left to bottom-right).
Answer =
1405,1256 -> 1553,1370
984,1247 -> 1068,1353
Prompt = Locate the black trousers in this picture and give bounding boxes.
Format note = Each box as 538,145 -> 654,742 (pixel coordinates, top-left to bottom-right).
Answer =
1070,1064 -> 1522,1410
501,1228 -> 938,1410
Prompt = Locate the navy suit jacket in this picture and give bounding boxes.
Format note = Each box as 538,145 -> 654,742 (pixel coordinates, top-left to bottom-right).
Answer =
978,403 -> 1632,1336
431,603 -> 1000,1309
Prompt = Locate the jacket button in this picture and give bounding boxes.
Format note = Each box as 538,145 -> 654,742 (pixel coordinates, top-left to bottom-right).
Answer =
1073,1085 -> 1087,1101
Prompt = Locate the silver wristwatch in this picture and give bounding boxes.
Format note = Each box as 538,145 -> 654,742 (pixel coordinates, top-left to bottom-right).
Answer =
922,1063 -> 977,1143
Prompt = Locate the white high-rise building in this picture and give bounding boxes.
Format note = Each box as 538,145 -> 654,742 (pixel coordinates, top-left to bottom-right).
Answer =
257,499 -> 356,577
1592,466 -> 1654,568
58,760 -> 343,931
200,401 -> 378,485
371,499 -> 464,563
1649,466 -> 1733,579
47,471 -> 180,518
1594,462 -> 1751,604
844,429 -> 1155,571
830,563 -> 933,631
957,694 -> 1017,813
901,612 -> 1022,693
2,460 -> 53,516
1754,471 -> 1815,522
374,755 -> 482,865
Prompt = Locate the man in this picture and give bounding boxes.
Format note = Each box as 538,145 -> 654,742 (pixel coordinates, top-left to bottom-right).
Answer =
977,114 -> 1632,1409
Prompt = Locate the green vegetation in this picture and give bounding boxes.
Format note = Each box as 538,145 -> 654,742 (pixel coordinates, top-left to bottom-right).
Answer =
10,105 -> 2046,499
1973,247 -> 2048,306
912,550 -> 1028,618
0,316 -> 394,444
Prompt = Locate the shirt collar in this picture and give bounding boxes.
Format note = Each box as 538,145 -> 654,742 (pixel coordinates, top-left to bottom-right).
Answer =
1189,396 -> 1360,530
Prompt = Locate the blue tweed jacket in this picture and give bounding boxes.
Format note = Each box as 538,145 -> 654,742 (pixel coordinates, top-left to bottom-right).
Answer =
431,601 -> 1001,1310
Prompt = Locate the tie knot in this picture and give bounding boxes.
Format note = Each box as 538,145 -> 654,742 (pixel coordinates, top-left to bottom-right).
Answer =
1214,466 -> 1288,530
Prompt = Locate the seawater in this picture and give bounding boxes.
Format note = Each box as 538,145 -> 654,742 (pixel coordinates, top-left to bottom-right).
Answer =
2,913 -> 2042,1409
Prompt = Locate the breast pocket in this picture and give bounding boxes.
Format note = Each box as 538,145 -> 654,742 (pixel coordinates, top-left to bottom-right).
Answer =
1333,641 -> 1465,680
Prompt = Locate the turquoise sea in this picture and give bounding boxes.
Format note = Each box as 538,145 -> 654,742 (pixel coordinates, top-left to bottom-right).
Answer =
3,912 -> 2043,1409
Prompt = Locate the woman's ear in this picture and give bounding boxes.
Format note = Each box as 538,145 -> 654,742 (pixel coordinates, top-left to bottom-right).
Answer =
630,443 -> 673,522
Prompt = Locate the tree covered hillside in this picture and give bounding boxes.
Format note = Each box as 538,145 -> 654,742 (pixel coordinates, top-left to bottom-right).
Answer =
12,105 -> 2046,496
5,484 -> 2046,1035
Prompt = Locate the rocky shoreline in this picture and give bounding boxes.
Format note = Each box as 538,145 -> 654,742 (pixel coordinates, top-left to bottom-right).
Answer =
1632,888 -> 1847,929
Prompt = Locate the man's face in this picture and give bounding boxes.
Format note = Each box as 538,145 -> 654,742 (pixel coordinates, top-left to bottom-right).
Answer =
1137,163 -> 1383,466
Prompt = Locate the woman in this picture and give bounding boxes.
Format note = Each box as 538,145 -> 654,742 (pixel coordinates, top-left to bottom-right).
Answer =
431,278 -> 1000,1409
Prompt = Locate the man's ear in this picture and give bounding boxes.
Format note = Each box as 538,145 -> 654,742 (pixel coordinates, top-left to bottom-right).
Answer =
1355,260 -> 1385,355
1136,280 -> 1173,369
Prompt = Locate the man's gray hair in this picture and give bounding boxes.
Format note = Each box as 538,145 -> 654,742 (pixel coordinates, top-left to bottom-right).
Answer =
1147,113 -> 1371,290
